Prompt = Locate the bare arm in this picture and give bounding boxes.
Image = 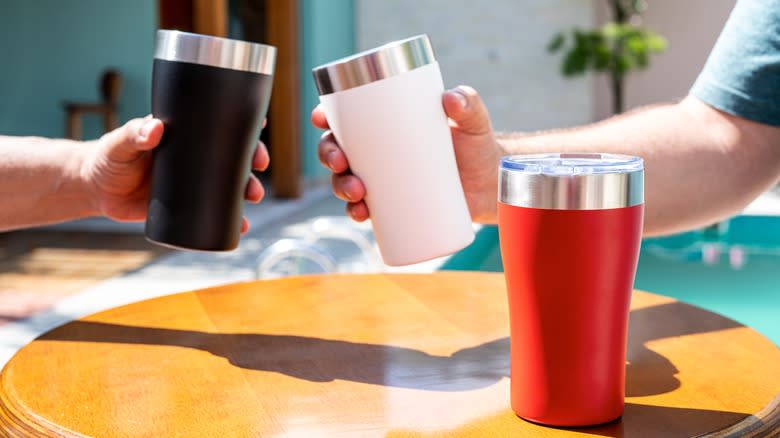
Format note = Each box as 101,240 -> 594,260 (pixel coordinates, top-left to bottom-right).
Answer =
316,89 -> 780,236
0,136 -> 97,231
501,96 -> 780,235
0,117 -> 270,233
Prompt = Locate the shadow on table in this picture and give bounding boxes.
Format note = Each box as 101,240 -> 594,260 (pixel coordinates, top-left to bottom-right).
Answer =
575,403 -> 751,437
42,321 -> 508,391
390,403 -> 751,438
40,301 -> 740,395
625,300 -> 741,396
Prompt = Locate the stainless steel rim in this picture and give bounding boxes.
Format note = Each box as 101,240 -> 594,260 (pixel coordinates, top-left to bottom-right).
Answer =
154,30 -> 276,75
313,34 -> 435,95
499,168 -> 644,210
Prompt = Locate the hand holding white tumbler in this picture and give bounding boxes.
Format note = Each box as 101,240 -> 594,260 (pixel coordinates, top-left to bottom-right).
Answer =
313,35 -> 474,266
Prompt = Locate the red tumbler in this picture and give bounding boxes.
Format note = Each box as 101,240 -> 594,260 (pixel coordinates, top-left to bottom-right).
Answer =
498,153 -> 644,426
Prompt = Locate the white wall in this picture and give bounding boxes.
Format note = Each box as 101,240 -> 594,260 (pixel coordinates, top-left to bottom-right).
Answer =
356,0 -> 738,131
594,0 -> 736,119
355,0 -> 595,132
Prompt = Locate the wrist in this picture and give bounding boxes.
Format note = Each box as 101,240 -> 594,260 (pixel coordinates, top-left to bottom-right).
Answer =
469,136 -> 503,224
61,140 -> 101,218
495,132 -> 527,156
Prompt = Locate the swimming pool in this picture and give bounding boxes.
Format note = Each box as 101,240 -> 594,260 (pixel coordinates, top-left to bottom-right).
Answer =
441,215 -> 780,345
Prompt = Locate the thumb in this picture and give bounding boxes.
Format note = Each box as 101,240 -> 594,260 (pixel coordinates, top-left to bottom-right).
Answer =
442,85 -> 493,136
100,117 -> 164,163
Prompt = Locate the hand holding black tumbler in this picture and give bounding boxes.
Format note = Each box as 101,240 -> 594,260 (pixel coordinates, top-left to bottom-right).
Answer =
145,30 -> 276,251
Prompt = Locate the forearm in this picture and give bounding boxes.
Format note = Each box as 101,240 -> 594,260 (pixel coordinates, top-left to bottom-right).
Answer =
0,136 -> 97,231
499,96 -> 780,236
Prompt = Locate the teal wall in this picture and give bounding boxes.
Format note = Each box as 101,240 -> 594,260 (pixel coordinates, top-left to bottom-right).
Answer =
300,0 -> 354,178
0,0 -> 350,178
0,1 -> 156,139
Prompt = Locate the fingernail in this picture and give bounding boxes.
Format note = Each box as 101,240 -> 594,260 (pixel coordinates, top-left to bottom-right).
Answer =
453,91 -> 468,109
326,150 -> 338,170
139,119 -> 156,140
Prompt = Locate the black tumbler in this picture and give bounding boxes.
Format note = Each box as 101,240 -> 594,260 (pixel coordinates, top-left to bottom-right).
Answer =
145,30 -> 276,251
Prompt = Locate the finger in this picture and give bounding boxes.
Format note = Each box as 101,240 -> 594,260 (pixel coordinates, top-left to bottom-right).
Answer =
442,85 -> 493,136
241,217 -> 249,234
100,117 -> 164,163
245,173 -> 265,203
252,140 -> 270,171
318,132 -> 350,173
262,118 -> 267,129
331,173 -> 366,203
346,201 -> 369,222
311,105 -> 330,130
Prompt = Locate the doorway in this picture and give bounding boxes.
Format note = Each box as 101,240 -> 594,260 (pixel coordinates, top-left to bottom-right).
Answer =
157,0 -> 302,199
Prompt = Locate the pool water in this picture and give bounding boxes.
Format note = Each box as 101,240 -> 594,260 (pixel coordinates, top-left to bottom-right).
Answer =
441,216 -> 780,345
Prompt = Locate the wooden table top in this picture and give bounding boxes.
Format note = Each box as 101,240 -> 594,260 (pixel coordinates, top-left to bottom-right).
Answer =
0,272 -> 778,437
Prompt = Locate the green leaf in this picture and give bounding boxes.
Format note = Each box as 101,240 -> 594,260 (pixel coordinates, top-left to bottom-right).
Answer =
634,49 -> 648,68
573,29 -> 589,48
626,35 -> 647,54
645,33 -> 668,52
614,54 -> 632,75
588,32 -> 606,54
594,46 -> 611,70
548,7 -> 667,80
602,22 -> 623,39
562,49 -> 589,76
547,32 -> 566,53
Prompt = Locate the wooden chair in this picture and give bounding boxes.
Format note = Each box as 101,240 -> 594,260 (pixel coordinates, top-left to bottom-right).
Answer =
64,70 -> 122,140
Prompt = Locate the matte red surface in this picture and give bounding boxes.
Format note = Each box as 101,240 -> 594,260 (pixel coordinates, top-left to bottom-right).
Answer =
498,203 -> 644,426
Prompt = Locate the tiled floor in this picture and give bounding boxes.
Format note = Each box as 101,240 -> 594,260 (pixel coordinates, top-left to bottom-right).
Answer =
0,184 -> 335,329
0,230 -> 169,326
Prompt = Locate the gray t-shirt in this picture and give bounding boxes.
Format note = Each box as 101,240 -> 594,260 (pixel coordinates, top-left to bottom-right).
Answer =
690,0 -> 780,127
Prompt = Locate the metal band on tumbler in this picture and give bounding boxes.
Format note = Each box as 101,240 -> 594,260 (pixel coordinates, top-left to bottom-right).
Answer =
312,35 -> 436,95
154,30 -> 276,75
499,153 -> 644,210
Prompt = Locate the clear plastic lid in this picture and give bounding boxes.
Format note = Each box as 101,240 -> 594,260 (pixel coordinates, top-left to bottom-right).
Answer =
499,153 -> 644,209
500,153 -> 643,176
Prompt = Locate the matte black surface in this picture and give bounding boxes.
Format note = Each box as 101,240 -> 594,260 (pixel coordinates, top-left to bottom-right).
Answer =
146,59 -> 273,251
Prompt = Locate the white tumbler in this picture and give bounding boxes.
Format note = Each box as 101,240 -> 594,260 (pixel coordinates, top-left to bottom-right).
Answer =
313,35 -> 474,266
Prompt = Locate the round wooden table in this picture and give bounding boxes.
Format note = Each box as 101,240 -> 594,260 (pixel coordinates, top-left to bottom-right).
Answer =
1,272 -> 778,437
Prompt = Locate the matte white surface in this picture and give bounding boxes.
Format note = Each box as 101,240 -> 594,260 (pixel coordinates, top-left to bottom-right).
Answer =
355,0 -> 595,131
320,62 -> 474,265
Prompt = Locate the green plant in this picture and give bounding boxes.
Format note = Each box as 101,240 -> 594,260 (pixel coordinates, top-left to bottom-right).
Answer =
548,0 -> 667,114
